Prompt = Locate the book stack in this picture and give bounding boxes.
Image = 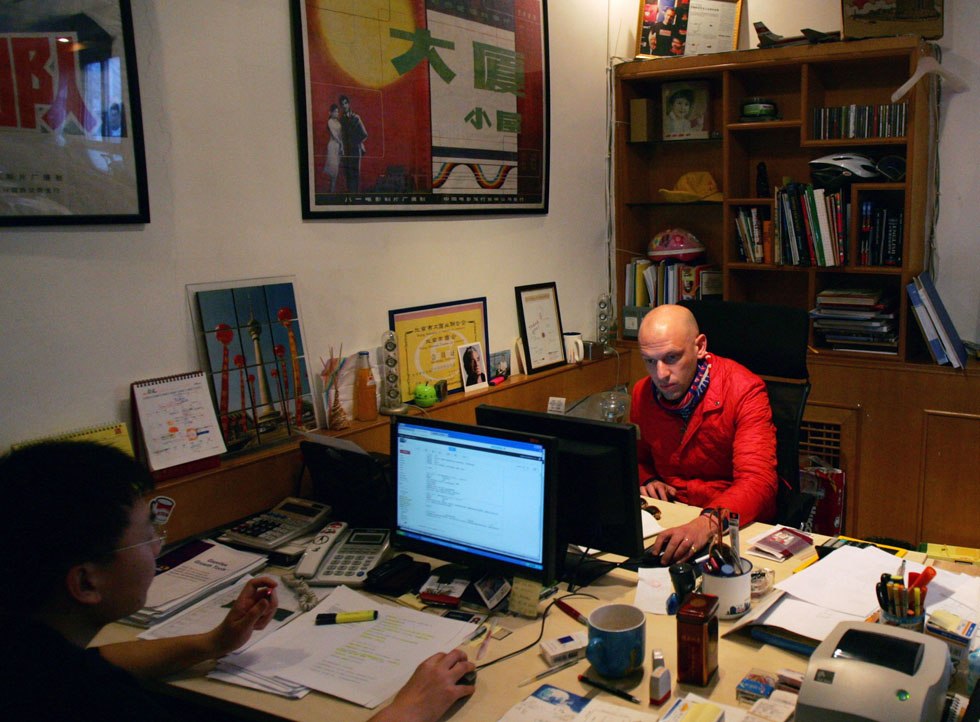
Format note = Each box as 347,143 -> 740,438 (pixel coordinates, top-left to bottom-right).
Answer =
811,287 -> 898,354
906,273 -> 969,368
772,184 -> 846,267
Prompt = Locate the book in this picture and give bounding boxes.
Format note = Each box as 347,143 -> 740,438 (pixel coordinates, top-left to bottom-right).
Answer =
11,421 -> 134,456
130,371 -> 226,480
747,525 -> 814,562
915,273 -> 969,368
906,282 -> 950,365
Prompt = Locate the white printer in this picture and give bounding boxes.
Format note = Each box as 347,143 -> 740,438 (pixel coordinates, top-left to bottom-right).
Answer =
797,621 -> 952,722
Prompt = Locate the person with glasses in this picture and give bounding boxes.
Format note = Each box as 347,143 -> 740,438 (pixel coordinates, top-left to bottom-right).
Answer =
1,441 -> 474,721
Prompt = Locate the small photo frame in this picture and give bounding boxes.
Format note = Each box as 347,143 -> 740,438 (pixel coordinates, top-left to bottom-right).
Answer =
515,282 -> 566,374
662,81 -> 710,141
458,342 -> 489,392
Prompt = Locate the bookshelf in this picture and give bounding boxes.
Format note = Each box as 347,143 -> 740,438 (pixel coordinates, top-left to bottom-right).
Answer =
613,37 -> 935,363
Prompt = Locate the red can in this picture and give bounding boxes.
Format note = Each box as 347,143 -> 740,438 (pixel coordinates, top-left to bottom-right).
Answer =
676,593 -> 719,686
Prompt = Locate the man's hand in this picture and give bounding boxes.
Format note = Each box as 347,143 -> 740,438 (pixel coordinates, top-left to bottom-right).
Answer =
641,479 -> 676,501
207,576 -> 279,657
650,515 -> 713,565
370,648 -> 475,722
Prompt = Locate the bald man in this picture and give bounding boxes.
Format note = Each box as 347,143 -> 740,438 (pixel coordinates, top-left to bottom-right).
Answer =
631,305 -> 777,564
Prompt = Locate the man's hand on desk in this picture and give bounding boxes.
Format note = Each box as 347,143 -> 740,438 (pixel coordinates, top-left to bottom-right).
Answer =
369,648 -> 475,722
649,514 -> 713,566
641,478 -> 677,501
206,576 -> 279,657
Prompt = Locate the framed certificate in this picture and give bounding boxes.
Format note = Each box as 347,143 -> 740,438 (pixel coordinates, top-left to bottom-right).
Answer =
515,282 -> 566,374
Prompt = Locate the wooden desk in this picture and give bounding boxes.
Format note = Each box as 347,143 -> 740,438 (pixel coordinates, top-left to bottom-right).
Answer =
94,503 -> 844,721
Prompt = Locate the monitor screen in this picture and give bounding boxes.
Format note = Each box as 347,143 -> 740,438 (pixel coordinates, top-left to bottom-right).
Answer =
390,415 -> 557,583
475,405 -> 645,578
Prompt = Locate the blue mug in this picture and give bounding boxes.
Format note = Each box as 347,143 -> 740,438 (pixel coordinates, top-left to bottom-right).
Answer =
586,604 -> 646,678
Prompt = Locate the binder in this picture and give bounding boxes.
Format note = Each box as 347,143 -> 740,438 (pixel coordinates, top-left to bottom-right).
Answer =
11,421 -> 134,456
130,371 -> 226,481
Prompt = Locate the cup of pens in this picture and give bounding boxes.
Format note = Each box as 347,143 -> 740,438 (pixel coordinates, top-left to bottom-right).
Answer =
701,557 -> 754,620
875,566 -> 932,632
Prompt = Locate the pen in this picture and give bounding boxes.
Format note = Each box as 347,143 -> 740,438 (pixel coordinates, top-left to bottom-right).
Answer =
728,513 -> 743,574
315,610 -> 378,625
555,598 -> 589,625
518,658 -> 581,686
578,675 -> 641,704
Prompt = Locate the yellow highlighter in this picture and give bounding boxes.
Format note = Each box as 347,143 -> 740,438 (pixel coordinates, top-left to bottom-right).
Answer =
315,610 -> 378,625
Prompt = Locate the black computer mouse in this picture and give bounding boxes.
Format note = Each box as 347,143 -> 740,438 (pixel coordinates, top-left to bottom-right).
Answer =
636,550 -> 667,567
457,670 -> 477,686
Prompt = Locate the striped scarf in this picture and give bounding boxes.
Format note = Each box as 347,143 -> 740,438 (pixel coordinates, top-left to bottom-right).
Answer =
654,356 -> 711,422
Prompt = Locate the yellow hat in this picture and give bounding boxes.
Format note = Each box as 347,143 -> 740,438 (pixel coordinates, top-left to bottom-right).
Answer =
659,171 -> 723,203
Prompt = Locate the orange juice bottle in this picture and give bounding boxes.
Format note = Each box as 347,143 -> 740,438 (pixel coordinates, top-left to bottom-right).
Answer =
354,351 -> 378,421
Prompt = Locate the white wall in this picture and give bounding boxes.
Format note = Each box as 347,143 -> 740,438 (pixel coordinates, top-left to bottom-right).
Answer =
1,1 -> 976,450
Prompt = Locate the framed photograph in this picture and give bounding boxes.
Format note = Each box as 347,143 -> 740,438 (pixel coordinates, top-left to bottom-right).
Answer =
187,277 -> 318,456
389,298 -> 489,402
0,0 -> 149,226
515,282 -> 565,374
841,0 -> 943,41
662,81 -> 710,141
290,0 -> 550,218
636,0 -> 741,59
458,342 -> 489,392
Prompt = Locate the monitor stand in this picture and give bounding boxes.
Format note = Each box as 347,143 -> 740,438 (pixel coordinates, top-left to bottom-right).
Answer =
558,546 -> 620,589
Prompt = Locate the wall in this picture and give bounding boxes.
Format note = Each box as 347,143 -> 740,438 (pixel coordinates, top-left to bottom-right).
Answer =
1,1 -> 975,452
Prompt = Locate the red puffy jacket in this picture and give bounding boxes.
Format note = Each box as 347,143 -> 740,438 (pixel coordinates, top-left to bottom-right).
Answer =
630,354 -> 777,525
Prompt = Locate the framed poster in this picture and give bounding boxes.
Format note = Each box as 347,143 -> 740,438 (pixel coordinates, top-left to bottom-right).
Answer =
636,0 -> 741,59
290,0 -> 549,218
0,0 -> 149,225
515,282 -> 565,374
389,298 -> 489,402
187,277 -> 318,456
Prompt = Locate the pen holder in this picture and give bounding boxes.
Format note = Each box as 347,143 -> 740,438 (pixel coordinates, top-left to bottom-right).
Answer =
878,609 -> 924,632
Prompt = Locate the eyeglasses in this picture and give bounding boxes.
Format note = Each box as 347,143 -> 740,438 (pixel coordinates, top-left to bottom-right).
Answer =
114,528 -> 167,554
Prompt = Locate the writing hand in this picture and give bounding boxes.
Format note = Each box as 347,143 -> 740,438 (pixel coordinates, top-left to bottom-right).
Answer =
208,576 -> 279,656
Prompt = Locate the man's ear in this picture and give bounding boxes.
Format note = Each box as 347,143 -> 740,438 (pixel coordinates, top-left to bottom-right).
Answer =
694,333 -> 708,358
65,562 -> 104,606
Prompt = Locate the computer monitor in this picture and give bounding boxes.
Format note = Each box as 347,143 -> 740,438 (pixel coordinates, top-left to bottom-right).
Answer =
390,415 -> 558,583
475,404 -> 646,583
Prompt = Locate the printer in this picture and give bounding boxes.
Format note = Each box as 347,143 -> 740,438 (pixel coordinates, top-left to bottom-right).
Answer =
797,621 -> 952,722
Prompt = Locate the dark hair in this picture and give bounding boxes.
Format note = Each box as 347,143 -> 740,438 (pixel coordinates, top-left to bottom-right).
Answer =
329,103 -> 339,112
463,346 -> 480,365
339,94 -> 350,104
668,89 -> 694,107
0,441 -> 154,612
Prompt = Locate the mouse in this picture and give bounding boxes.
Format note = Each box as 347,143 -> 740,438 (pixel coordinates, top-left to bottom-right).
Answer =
457,670 -> 477,686
636,550 -> 668,568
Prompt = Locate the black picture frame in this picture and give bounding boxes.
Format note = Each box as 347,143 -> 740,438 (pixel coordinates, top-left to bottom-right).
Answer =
515,282 -> 566,374
0,0 -> 150,226
289,0 -> 550,218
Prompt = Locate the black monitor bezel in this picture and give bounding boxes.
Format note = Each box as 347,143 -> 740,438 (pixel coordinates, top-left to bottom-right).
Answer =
389,414 -> 558,583
474,404 -> 645,565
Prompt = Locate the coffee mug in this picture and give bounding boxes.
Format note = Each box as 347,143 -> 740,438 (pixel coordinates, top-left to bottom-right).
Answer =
586,603 -> 645,678
563,332 -> 584,363
701,558 -> 753,619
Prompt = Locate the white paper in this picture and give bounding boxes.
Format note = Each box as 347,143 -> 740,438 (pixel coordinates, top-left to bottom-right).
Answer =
751,595 -> 863,642
222,585 -> 475,709
774,544 -> 899,617
633,567 -> 674,615
144,541 -> 267,609
641,511 -> 662,539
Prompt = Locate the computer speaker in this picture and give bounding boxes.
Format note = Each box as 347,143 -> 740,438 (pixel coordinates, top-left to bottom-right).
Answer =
379,330 -> 408,415
596,293 -> 615,346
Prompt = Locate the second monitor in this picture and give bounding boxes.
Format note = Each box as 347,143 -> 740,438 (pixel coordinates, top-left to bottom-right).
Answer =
475,404 -> 646,584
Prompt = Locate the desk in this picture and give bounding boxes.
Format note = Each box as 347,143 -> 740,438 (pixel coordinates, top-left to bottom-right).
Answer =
93,503 -> 924,720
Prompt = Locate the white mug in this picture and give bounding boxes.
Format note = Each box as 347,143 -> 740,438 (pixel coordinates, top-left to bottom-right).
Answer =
563,332 -> 584,363
701,558 -> 753,619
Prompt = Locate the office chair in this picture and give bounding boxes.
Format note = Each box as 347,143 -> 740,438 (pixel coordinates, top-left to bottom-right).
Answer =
678,299 -> 813,529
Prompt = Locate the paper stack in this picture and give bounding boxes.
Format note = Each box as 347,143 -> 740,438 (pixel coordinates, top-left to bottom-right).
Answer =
123,539 -> 267,627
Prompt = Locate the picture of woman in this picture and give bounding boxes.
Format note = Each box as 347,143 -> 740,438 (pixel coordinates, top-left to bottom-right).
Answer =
324,103 -> 343,192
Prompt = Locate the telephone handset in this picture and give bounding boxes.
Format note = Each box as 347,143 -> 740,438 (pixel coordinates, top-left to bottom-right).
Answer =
297,527 -> 391,587
295,521 -> 349,577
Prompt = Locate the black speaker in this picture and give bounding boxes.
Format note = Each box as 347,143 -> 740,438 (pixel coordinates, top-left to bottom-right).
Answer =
379,330 -> 408,414
596,293 -> 614,346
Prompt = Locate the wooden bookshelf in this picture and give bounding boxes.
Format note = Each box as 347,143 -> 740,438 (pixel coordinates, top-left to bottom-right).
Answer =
614,36 -> 935,363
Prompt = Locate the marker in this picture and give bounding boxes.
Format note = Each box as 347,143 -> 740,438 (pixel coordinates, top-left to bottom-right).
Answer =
908,565 -> 936,590
555,598 -> 588,625
316,610 -> 378,625
518,658 -> 581,686
578,675 -> 642,704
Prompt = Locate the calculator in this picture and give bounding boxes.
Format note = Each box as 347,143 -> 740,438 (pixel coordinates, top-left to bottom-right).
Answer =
223,497 -> 332,550
306,528 -> 391,587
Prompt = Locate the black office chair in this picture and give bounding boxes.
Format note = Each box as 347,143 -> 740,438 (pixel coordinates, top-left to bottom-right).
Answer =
678,299 -> 812,529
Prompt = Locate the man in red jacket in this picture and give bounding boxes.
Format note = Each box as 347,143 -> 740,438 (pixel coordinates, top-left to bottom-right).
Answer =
631,305 -> 777,564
